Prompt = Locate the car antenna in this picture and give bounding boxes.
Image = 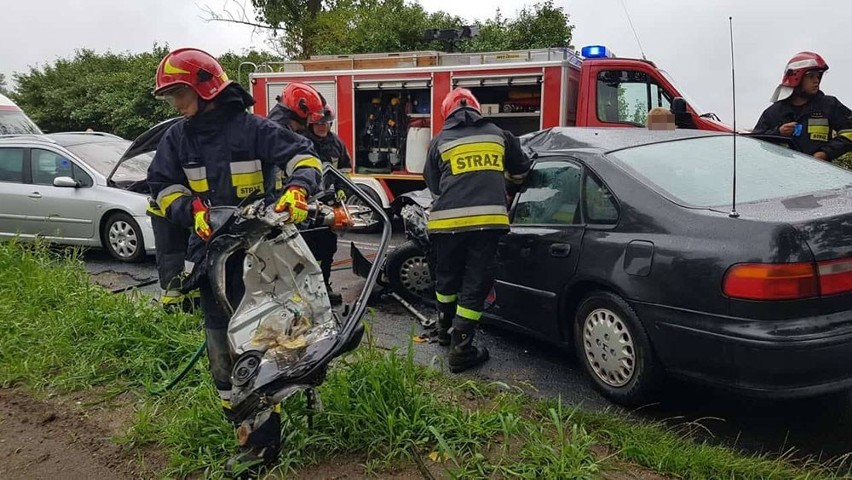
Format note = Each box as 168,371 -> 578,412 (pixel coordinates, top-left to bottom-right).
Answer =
619,0 -> 647,60
728,16 -> 740,219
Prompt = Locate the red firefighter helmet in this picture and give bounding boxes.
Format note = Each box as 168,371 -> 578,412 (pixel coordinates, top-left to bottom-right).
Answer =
154,48 -> 231,101
441,88 -> 481,120
315,104 -> 336,124
771,51 -> 829,102
280,83 -> 325,124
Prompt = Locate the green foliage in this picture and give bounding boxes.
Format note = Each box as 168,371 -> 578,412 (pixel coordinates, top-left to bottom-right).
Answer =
254,0 -> 573,57
459,1 -> 574,53
0,73 -> 10,96
11,47 -> 274,139
0,241 -> 846,479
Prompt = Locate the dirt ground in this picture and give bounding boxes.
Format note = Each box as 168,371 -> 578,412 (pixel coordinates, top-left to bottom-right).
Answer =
0,388 -> 159,480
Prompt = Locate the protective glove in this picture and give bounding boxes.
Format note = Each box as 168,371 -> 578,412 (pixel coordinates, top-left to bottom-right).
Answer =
191,197 -> 212,241
274,186 -> 308,223
336,189 -> 347,202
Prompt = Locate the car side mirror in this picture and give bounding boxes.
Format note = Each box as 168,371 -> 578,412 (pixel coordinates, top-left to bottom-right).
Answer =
53,176 -> 80,188
670,97 -> 696,129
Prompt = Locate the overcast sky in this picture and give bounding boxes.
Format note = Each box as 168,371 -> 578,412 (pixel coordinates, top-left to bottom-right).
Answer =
2,0 -> 851,127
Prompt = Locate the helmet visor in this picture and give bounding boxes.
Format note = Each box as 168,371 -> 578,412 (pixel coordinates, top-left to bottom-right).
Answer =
155,85 -> 192,107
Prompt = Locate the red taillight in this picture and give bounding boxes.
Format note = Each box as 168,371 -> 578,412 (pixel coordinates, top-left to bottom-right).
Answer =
723,262 -> 818,300
818,258 -> 852,296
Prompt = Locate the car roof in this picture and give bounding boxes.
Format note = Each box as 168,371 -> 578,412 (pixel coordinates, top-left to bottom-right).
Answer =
521,127 -> 726,155
45,132 -> 126,146
0,131 -> 125,147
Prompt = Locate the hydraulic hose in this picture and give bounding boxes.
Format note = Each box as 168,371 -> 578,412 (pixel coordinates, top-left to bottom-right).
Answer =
147,339 -> 208,396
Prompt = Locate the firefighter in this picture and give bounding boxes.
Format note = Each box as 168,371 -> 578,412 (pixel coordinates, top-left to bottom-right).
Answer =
303,104 -> 352,305
146,48 -> 322,475
753,52 -> 852,161
268,89 -> 345,305
424,88 -> 531,373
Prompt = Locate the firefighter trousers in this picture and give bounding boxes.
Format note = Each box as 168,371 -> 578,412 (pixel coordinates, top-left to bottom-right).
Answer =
198,251 -> 246,398
432,230 -> 504,327
150,214 -> 190,291
302,227 -> 338,286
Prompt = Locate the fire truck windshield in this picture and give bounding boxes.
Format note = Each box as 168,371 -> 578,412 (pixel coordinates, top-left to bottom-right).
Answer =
659,69 -> 708,116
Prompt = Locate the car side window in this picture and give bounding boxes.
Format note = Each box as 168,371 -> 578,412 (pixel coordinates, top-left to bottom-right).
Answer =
0,148 -> 25,183
597,70 -> 672,126
584,173 -> 619,225
72,163 -> 93,187
513,161 -> 583,225
31,149 -> 74,186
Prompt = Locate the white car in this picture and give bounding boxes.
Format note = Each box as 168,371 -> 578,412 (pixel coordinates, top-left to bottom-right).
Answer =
0,131 -> 156,262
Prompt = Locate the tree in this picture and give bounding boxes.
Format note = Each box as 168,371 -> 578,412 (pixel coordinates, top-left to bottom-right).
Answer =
0,73 -> 9,96
208,0 -> 573,58
460,1 -> 573,53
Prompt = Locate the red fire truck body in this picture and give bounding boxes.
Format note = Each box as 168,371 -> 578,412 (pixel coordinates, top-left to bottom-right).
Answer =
249,47 -> 729,208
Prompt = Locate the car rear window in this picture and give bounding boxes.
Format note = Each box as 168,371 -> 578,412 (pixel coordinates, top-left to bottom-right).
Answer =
607,136 -> 852,207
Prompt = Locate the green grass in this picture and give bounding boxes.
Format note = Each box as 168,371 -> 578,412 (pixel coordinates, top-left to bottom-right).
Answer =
0,241 -> 847,479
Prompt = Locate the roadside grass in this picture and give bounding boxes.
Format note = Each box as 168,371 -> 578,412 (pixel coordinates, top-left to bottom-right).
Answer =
0,241 -> 846,479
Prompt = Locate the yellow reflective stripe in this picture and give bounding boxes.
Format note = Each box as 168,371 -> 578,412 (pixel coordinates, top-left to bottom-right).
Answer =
159,191 -> 188,214
435,292 -> 457,303
188,178 -> 209,192
183,166 -> 209,193
838,130 -> 852,141
221,399 -> 232,409
456,305 -> 482,321
438,134 -> 505,154
164,59 -> 190,75
272,404 -> 281,413
429,205 -> 507,221
427,213 -> 509,231
146,203 -> 165,217
295,157 -> 322,171
441,142 -> 505,175
286,154 -> 321,175
232,171 -> 264,187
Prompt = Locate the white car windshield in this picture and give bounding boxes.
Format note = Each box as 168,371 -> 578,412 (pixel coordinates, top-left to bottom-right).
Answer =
608,136 -> 852,208
66,140 -> 153,181
0,111 -> 42,135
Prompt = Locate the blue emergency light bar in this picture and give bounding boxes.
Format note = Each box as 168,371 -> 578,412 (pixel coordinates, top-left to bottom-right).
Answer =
581,45 -> 614,59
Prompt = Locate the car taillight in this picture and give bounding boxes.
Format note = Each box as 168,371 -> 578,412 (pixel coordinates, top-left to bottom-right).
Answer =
723,262 -> 818,300
817,258 -> 852,296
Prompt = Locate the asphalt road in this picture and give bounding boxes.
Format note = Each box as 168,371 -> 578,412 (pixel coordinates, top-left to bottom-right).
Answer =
81,228 -> 852,469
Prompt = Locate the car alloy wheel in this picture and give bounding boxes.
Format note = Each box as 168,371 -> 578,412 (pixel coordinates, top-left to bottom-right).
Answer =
574,291 -> 660,406
102,212 -> 145,263
399,255 -> 432,299
582,308 -> 636,387
109,219 -> 139,260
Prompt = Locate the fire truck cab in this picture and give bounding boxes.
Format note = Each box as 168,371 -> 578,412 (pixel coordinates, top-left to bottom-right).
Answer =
249,46 -> 729,210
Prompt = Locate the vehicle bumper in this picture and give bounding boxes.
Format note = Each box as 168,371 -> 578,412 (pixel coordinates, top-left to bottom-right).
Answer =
136,215 -> 156,255
634,302 -> 852,398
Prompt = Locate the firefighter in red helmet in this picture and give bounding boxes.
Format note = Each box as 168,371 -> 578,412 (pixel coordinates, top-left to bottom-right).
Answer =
753,52 -> 852,161
424,88 -> 531,373
268,82 -> 325,133
147,48 -> 322,476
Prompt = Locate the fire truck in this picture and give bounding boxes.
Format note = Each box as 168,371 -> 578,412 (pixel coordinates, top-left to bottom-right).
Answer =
248,45 -> 730,214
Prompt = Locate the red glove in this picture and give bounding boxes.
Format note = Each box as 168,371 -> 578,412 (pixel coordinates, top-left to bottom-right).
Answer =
191,197 -> 212,241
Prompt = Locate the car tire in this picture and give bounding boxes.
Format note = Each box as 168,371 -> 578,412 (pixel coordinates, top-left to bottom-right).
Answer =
344,185 -> 383,233
574,291 -> 660,406
385,240 -> 434,305
102,212 -> 146,263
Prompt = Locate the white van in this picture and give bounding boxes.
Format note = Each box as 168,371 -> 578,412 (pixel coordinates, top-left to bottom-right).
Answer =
0,93 -> 41,134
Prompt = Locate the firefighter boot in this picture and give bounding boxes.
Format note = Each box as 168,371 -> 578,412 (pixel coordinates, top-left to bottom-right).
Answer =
326,282 -> 343,306
436,301 -> 455,347
224,407 -> 282,478
448,321 -> 490,373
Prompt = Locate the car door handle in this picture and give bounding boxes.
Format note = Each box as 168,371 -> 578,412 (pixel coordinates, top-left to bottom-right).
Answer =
549,243 -> 571,257
28,192 -> 42,199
